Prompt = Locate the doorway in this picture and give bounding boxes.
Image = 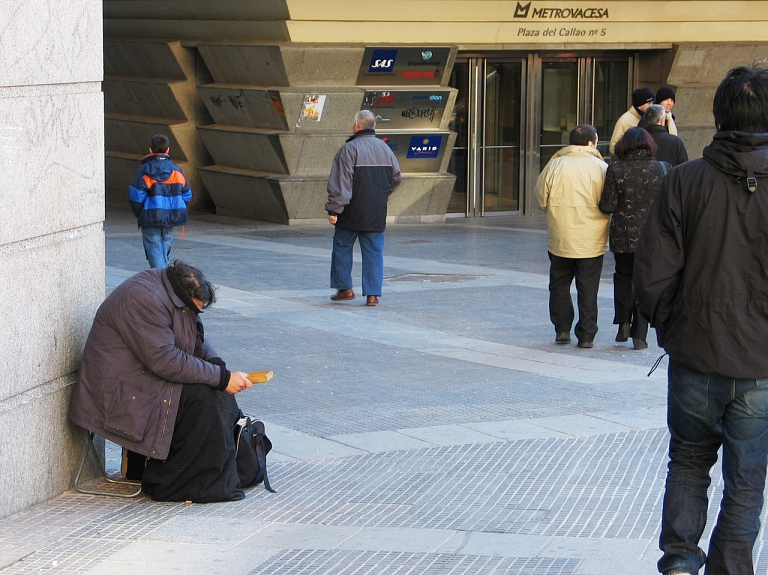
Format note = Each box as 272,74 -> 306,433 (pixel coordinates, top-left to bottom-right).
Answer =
448,53 -> 631,216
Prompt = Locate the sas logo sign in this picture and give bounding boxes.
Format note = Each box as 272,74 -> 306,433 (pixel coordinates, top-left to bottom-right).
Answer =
407,135 -> 443,159
369,49 -> 397,72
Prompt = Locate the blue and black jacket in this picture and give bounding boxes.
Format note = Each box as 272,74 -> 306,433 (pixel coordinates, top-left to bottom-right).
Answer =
325,129 -> 402,232
129,153 -> 192,228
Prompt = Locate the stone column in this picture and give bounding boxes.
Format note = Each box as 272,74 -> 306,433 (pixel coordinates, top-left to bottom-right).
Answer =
0,0 -> 105,518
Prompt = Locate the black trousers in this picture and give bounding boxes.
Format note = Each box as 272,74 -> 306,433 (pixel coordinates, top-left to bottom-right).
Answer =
613,252 -> 649,341
548,252 -> 603,343
142,384 -> 244,503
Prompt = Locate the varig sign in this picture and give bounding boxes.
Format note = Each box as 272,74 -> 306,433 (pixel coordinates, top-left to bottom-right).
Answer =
357,47 -> 452,86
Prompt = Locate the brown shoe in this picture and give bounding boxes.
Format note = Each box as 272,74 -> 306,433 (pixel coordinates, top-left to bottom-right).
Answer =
366,295 -> 379,306
331,289 -> 355,301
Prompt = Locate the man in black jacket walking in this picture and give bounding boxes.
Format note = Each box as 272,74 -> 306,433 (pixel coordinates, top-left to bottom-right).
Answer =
642,104 -> 689,167
635,64 -> 768,575
326,110 -> 402,306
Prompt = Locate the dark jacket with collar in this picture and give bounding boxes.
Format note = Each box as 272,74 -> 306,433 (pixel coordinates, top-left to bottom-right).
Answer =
635,131 -> 768,378
645,124 -> 689,167
129,153 -> 192,228
325,129 -> 402,232
598,150 -> 670,253
69,268 -> 228,460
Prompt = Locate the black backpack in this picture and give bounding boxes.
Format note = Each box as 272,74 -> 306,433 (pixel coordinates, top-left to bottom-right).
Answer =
234,413 -> 276,493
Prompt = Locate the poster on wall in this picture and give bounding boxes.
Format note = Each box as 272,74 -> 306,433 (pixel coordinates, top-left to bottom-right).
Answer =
297,94 -> 327,124
361,90 -> 451,130
356,47 -> 451,86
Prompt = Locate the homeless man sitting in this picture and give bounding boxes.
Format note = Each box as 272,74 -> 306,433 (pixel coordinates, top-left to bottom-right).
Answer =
69,260 -> 255,502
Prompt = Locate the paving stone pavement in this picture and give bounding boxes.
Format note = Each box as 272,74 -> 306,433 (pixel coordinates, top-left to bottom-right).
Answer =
2,207 -> 767,574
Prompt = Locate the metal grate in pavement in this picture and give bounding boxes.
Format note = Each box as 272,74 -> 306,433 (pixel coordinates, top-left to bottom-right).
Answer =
226,430 -> 668,539
247,550 -> 581,575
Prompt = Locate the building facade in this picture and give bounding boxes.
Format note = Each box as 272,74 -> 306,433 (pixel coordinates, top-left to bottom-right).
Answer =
103,1 -> 768,223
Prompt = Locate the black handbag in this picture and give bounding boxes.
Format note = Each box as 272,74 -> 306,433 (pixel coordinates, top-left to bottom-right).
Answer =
234,413 -> 276,493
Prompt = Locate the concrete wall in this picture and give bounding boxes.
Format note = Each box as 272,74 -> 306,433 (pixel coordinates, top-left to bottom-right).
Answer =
0,0 -> 105,518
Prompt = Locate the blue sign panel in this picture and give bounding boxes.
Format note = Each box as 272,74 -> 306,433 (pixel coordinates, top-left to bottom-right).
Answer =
406,135 -> 443,159
368,49 -> 398,73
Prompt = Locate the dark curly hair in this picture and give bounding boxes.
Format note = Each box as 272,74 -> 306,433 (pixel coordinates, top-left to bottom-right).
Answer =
168,260 -> 217,309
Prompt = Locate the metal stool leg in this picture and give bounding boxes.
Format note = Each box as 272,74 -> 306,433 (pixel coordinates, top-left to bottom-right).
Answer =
74,432 -> 143,498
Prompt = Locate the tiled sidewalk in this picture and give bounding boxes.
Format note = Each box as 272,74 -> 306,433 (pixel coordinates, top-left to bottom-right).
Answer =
0,208 -> 757,574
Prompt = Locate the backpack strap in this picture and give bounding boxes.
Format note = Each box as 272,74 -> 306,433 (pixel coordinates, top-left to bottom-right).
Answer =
253,421 -> 276,493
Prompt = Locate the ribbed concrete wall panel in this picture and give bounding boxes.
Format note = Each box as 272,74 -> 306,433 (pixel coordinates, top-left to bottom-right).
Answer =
198,85 -> 365,131
105,116 -> 194,161
197,168 -> 453,223
279,89 -> 365,132
0,92 -> 104,247
280,45 -> 365,87
198,86 -> 291,130
279,133 -> 350,175
197,45 -> 290,85
104,40 -> 190,80
199,166 -> 289,223
104,80 -> 193,121
388,174 -> 455,218
103,20 -> 290,42
198,126 -> 290,174
197,44 -> 366,87
103,0 -> 290,20
0,231 -> 104,402
198,126 -> 350,175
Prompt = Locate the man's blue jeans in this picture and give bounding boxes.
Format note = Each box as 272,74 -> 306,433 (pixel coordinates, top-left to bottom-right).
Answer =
330,226 -> 384,296
659,359 -> 768,575
142,226 -> 173,269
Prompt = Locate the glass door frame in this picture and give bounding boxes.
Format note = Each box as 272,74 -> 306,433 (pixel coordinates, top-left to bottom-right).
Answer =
452,51 -> 634,217
522,52 -> 634,214
459,56 -> 527,217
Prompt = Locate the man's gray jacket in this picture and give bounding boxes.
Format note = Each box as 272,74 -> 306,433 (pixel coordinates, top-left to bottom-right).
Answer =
325,129 -> 402,232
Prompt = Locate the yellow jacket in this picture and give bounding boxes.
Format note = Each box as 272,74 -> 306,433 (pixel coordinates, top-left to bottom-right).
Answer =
535,145 -> 610,258
609,107 -> 642,154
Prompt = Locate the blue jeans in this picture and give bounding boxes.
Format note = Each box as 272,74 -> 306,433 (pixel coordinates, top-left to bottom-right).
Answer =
142,226 -> 174,269
330,227 -> 384,296
659,359 -> 768,575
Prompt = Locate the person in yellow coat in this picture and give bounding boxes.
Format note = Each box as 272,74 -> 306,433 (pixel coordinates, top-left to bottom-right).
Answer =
609,87 -> 655,155
535,125 -> 609,348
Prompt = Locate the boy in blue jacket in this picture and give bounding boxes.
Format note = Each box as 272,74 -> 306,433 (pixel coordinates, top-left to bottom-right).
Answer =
129,134 -> 192,268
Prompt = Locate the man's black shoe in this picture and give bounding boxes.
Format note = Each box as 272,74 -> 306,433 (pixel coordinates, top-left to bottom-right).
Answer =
577,341 -> 594,349
555,332 -> 571,344
616,323 -> 631,342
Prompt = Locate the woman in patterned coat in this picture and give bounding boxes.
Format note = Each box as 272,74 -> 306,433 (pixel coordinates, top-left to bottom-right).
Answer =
599,127 -> 671,350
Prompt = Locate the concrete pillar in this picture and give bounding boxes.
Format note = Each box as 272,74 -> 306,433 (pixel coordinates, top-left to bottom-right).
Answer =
0,0 -> 105,518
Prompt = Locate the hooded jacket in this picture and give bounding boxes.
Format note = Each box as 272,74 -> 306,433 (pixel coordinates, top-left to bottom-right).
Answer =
69,268 -> 228,460
129,153 -> 192,228
535,145 -> 610,258
325,129 -> 402,233
635,132 -> 768,378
